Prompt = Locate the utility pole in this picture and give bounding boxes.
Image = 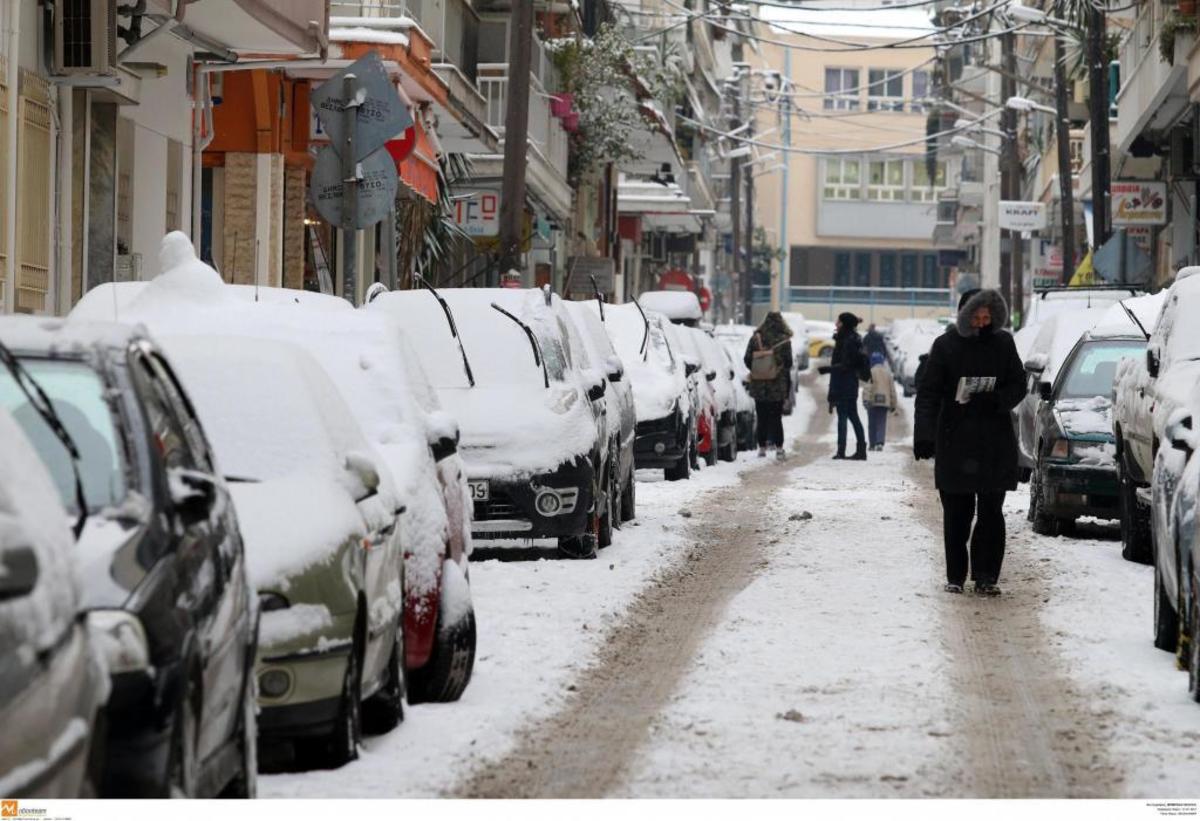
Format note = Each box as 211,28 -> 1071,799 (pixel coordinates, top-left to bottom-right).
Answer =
776,51 -> 791,313
1053,5 -> 1076,285
341,72 -> 360,305
497,0 -> 534,283
999,30 -> 1016,311
741,68 -> 754,325
1087,3 -> 1111,248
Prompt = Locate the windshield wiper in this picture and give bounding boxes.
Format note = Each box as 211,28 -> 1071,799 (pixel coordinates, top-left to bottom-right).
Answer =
490,303 -> 550,388
631,295 -> 650,361
590,274 -> 605,322
1117,299 -> 1151,341
415,274 -> 476,388
0,340 -> 88,538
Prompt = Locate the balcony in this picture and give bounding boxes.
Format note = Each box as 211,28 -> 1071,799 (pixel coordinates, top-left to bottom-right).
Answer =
149,0 -> 329,54
1115,0 -> 1190,155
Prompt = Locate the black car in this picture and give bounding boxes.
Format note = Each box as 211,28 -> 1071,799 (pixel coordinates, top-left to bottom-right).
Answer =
0,318 -> 257,798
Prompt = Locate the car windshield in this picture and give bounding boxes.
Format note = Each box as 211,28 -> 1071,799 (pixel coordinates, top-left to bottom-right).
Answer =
1058,340 -> 1146,400
0,359 -> 128,514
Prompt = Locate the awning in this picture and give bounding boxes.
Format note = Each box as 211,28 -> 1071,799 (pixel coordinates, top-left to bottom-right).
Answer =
148,0 -> 328,55
399,119 -> 439,205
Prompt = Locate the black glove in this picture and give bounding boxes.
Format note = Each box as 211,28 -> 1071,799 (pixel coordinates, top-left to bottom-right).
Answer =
913,440 -> 936,461
828,402 -> 834,415
817,365 -> 831,375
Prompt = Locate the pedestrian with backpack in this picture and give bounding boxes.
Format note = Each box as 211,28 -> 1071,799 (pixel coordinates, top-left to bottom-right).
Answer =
744,312 -> 794,460
819,312 -> 868,460
861,350 -> 898,451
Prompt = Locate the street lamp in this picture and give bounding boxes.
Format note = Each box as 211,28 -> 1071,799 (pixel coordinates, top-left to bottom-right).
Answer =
1005,2 -> 1071,28
1006,95 -> 1058,115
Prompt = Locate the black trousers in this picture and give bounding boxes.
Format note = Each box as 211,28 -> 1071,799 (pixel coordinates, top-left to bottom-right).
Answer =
755,400 -> 784,447
939,490 -> 1006,586
834,398 -> 865,454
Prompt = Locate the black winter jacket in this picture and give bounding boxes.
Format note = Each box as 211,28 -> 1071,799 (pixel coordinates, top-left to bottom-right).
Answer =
914,289 -> 1026,493
827,329 -> 865,403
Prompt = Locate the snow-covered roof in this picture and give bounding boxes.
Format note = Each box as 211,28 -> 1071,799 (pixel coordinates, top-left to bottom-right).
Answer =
330,27 -> 411,47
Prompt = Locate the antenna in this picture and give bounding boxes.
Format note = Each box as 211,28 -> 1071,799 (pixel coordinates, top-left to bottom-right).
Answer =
254,238 -> 261,302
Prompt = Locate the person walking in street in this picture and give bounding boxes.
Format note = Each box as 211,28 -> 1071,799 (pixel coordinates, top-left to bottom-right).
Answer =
861,351 -> 898,451
820,312 -> 868,460
913,289 -> 1026,597
863,323 -> 888,363
744,311 -> 794,461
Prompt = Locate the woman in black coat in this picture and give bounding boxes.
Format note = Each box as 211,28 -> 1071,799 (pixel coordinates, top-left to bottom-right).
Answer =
914,288 -> 1025,596
821,312 -> 867,460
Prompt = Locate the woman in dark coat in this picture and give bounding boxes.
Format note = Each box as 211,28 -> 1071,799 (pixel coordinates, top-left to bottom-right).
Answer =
821,312 -> 867,460
744,311 -> 794,460
914,288 -> 1026,596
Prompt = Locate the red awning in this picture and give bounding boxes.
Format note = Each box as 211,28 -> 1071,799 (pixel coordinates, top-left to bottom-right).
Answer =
398,118 -> 438,205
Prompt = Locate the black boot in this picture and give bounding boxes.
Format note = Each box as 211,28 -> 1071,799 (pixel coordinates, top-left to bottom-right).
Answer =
832,451 -> 846,460
849,443 -> 867,461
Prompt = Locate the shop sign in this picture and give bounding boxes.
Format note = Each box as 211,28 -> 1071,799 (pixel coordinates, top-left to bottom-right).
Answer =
453,190 -> 501,237
998,201 -> 1046,232
1112,182 -> 1167,226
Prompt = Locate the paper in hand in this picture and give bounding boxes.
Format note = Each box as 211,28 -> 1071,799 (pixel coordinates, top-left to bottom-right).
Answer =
955,376 -> 997,404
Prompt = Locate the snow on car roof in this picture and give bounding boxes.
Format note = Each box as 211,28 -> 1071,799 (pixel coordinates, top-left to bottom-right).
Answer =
1028,307 -> 1113,383
602,303 -> 688,421
0,314 -> 145,356
637,290 -> 703,322
1088,291 -> 1166,340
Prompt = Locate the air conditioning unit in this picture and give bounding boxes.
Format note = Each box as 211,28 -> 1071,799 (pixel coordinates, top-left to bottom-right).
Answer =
51,0 -> 118,77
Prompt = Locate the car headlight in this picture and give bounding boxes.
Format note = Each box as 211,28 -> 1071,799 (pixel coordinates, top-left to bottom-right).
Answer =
1049,438 -> 1071,460
87,610 -> 151,675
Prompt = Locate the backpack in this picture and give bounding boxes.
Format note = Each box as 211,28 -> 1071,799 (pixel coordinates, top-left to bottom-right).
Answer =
750,334 -> 788,381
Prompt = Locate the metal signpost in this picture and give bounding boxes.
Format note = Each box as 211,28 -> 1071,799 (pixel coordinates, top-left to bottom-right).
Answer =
310,52 -> 413,305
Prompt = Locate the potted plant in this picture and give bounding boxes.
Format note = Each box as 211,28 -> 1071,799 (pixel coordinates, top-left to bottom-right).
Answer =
1161,10 -> 1199,64
550,93 -> 574,118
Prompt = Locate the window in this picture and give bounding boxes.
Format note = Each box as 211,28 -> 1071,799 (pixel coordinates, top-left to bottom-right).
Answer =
854,253 -> 872,287
824,68 -> 860,110
921,255 -> 939,288
867,159 -> 905,201
879,254 -> 897,287
911,160 -> 947,202
901,254 -> 918,287
834,252 -> 851,286
132,352 -> 201,473
823,158 -> 861,200
910,70 -> 931,112
1059,341 -> 1147,400
867,69 -> 904,112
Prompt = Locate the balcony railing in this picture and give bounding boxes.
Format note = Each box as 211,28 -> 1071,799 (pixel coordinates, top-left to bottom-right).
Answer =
477,69 -> 569,176
752,285 -> 955,314
332,0 -> 480,81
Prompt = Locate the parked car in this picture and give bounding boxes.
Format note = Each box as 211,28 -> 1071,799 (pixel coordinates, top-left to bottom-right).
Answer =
693,328 -> 739,462
886,319 -> 942,397
781,311 -> 810,374
661,319 -> 708,470
568,299 -> 638,536
715,332 -> 758,450
807,320 -> 836,362
0,398 -> 107,798
604,303 -> 697,481
0,318 -> 257,795
75,265 -> 477,707
372,287 -> 607,558
1024,285 -> 1142,328
1114,273 -> 1200,565
1024,306 -> 1148,535
637,290 -> 703,327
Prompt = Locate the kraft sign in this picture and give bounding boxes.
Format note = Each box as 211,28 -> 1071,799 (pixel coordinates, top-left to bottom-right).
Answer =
998,201 -> 1046,232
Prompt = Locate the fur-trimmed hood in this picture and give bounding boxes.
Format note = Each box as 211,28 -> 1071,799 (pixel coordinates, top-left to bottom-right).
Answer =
955,288 -> 1009,337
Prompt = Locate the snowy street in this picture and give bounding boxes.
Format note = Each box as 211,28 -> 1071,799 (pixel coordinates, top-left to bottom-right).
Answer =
263,373 -> 1200,799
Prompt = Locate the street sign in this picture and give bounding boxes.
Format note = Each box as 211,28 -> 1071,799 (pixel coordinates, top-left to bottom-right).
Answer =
453,189 -> 501,237
310,146 -> 398,229
1112,182 -> 1167,226
998,201 -> 1046,232
567,256 -> 615,292
310,51 -> 413,163
385,126 -> 417,166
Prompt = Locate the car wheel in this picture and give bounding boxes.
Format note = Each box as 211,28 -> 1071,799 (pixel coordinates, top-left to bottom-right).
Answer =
719,434 -> 737,463
703,443 -> 717,467
619,465 -> 636,522
1029,464 -> 1059,536
362,625 -> 405,734
597,468 -> 616,548
324,649 -> 362,768
664,452 -> 690,482
1119,473 -> 1153,564
408,605 -> 477,704
1154,555 -> 1179,653
219,675 -> 258,798
166,678 -> 200,797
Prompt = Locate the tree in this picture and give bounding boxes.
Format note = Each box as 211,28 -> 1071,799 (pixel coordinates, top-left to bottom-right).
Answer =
750,227 -> 784,289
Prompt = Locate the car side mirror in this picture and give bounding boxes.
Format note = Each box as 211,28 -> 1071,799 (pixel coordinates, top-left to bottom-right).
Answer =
1167,411 -> 1196,453
1038,381 -> 1053,401
1147,347 -> 1160,378
605,355 -> 624,383
1023,353 -> 1048,374
684,362 -> 699,378
168,468 -> 221,527
587,381 -> 607,401
0,542 -> 38,601
344,451 -> 381,501
426,411 -> 460,462
728,369 -> 736,380
705,370 -> 717,382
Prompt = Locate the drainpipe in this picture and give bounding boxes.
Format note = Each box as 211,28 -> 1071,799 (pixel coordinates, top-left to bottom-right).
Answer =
3,1 -> 18,314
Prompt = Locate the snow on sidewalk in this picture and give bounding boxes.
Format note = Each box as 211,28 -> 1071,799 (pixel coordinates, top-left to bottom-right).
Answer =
618,402 -> 963,797
261,396 -> 813,797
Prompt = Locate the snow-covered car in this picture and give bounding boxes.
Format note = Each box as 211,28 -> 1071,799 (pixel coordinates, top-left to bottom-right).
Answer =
693,328 -> 739,462
604,303 -> 697,480
1114,273 -> 1200,565
1017,306 -> 1113,475
806,319 -> 836,362
568,299 -> 638,536
886,319 -> 942,397
715,332 -> 757,450
1024,285 -> 1143,328
0,401 -> 107,798
780,311 -> 810,373
73,240 -> 476,707
662,320 -> 710,469
637,290 -> 703,326
1025,307 -> 1148,536
371,287 -> 607,558
0,318 -> 258,796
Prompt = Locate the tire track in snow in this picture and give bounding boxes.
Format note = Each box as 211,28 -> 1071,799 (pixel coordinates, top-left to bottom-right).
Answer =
452,373 -> 832,798
901,454 -> 1123,796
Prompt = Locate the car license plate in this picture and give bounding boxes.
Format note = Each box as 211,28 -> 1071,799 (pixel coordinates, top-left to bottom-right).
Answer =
468,480 -> 490,502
